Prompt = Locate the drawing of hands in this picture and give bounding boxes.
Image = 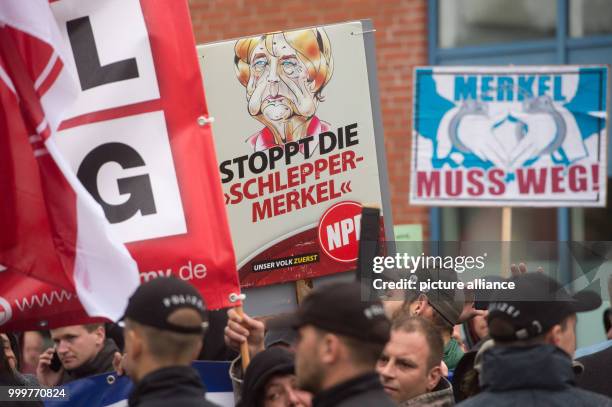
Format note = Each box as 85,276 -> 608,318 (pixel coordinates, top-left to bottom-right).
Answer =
508,96 -> 566,169
455,114 -> 509,169
507,112 -> 557,169
443,96 -> 575,171
447,100 -> 509,169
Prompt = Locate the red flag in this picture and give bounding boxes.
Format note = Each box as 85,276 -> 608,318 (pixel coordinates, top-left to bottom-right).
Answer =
51,0 -> 241,310
0,0 -> 139,331
1,0 -> 240,331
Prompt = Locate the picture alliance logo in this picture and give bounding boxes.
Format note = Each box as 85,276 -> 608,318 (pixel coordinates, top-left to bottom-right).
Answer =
0,296 -> 13,326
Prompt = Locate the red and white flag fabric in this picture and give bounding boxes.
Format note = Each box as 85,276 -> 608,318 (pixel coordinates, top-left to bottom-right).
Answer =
48,0 -> 240,311
1,0 -> 240,331
0,0 -> 139,329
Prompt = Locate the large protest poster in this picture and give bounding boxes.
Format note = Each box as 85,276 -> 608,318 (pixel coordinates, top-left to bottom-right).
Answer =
0,0 -> 240,332
410,66 -> 608,206
198,20 -> 393,288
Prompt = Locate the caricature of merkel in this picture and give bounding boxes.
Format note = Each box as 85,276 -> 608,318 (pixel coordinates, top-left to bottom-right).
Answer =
234,28 -> 334,151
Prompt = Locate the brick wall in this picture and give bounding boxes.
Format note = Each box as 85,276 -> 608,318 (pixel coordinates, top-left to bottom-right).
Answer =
189,0 -> 430,238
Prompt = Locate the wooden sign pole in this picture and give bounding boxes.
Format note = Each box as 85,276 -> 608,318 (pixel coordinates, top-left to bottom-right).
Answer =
295,279 -> 313,304
235,305 -> 251,370
501,207 -> 512,277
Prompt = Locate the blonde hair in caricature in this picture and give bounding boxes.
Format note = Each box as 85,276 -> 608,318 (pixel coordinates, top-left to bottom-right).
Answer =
234,28 -> 334,148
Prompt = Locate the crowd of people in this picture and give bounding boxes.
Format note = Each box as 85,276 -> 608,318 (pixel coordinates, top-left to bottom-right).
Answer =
1,267 -> 611,406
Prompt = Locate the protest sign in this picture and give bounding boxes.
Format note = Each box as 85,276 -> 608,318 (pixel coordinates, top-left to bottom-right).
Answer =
44,361 -> 234,407
410,66 -> 608,207
198,20 -> 393,288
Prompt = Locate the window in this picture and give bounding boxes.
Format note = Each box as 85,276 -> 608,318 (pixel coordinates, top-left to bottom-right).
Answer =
459,208 -> 557,241
438,0 -> 556,48
583,189 -> 612,240
570,0 -> 612,38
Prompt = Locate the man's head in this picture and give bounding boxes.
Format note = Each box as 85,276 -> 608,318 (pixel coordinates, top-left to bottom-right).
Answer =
23,331 -> 44,368
403,293 -> 463,339
49,324 -> 105,371
294,325 -> 385,394
487,272 -> 601,357
271,282 -> 390,394
377,316 -> 444,403
262,374 -> 311,407
120,277 -> 207,382
401,270 -> 465,337
239,347 -> 310,407
234,29 -> 333,141
264,322 -> 297,350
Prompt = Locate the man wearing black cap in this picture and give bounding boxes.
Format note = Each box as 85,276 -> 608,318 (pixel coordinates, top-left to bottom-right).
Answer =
457,272 -> 612,407
119,276 -> 217,407
393,270 -> 466,371
272,281 -> 394,407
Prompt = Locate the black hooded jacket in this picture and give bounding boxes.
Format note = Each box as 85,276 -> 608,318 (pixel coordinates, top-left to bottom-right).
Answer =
576,345 -> 612,398
457,344 -> 612,407
312,372 -> 395,407
128,365 -> 218,407
237,347 -> 294,407
61,338 -> 119,384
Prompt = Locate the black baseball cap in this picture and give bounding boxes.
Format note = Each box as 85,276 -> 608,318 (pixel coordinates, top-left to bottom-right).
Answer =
471,275 -> 507,310
426,269 -> 465,328
407,268 -> 465,327
269,282 -> 390,345
120,277 -> 208,334
264,324 -> 298,348
488,272 -> 601,342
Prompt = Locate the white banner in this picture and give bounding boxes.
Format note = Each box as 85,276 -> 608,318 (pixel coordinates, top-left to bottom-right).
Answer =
410,65 -> 608,207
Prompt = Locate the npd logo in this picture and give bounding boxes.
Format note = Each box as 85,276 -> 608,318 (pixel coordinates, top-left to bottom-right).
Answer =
0,296 -> 13,326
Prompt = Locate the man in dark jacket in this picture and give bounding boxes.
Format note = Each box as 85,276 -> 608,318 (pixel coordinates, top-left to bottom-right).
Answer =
575,274 -> 612,398
271,282 -> 395,407
119,276 -> 217,407
576,342 -> 612,397
37,324 -> 118,385
457,272 -> 612,407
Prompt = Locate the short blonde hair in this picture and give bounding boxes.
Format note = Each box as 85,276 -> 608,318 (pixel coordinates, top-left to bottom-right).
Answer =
234,28 -> 334,100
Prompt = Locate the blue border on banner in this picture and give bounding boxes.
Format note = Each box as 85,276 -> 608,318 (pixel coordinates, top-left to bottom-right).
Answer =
44,361 -> 232,407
